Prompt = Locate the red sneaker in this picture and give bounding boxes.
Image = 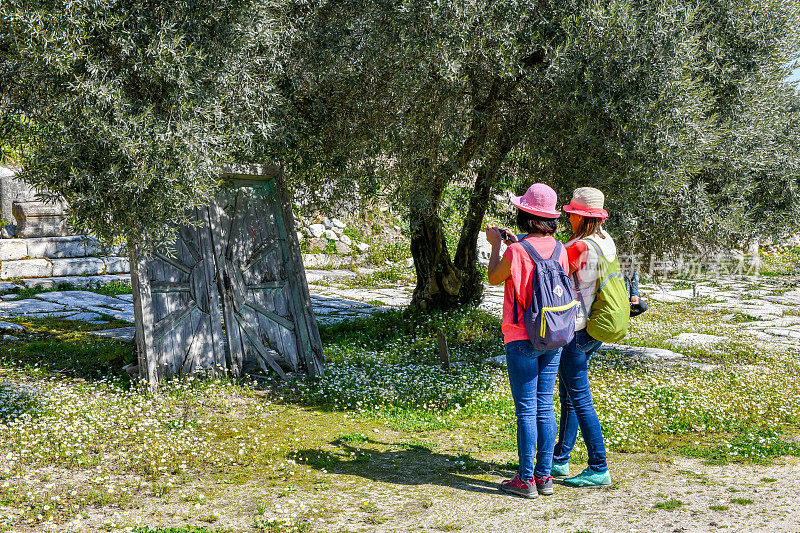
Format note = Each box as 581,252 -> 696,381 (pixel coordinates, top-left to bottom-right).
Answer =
500,473 -> 538,498
534,474 -> 554,495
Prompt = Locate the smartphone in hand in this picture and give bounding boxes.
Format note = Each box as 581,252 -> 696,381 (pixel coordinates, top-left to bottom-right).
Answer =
497,228 -> 517,244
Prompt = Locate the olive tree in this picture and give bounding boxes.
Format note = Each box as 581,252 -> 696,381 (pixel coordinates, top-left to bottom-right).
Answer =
278,0 -> 800,309
0,0 -> 284,245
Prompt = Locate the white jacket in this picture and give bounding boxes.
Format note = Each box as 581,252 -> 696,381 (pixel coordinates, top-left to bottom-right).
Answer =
566,229 -> 618,331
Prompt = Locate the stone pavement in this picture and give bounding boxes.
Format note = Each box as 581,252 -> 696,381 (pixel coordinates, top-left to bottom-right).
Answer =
0,275 -> 798,364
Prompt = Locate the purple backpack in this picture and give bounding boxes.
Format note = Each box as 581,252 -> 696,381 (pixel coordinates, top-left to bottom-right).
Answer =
514,240 -> 578,350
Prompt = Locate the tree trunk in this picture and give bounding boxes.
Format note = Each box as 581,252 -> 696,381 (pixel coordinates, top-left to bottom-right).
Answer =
409,205 -> 467,309
451,166 -> 495,305
451,139 -> 516,305
407,74 -> 524,310
410,140 -> 515,310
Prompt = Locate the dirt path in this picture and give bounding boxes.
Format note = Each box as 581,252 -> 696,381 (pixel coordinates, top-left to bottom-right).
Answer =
21,452 -> 797,533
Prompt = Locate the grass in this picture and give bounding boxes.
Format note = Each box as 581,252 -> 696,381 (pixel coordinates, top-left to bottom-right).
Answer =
132,526 -> 221,533
653,498 -> 683,510
316,307 -> 504,365
680,428 -> 800,465
0,317 -> 135,381
1,278 -> 800,529
1,281 -> 131,300
333,264 -> 415,288
760,247 -> 800,276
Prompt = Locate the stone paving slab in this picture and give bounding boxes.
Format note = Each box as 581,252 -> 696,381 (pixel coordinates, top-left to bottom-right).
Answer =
0,298 -> 70,316
0,321 -> 25,334
68,312 -> 109,324
0,282 -> 22,293
81,305 -> 135,323
602,343 -> 685,361
666,333 -> 727,350
19,274 -> 131,290
35,290 -> 131,310
88,327 -> 136,342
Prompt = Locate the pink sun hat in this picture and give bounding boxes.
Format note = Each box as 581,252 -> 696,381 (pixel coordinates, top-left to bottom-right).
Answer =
562,187 -> 609,219
510,183 -> 561,219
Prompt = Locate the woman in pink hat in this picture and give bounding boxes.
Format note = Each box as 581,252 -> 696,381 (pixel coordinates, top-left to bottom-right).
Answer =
551,186 -> 619,487
485,183 -> 572,498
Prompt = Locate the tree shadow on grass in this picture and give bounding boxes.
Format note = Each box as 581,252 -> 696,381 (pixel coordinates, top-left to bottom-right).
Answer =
0,317 -> 135,383
292,437 -> 516,496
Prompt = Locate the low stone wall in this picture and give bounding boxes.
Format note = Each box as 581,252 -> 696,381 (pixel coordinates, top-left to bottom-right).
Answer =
0,166 -> 130,283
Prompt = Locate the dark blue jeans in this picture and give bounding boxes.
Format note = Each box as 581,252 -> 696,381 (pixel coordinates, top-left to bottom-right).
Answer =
505,340 -> 561,480
553,329 -> 608,472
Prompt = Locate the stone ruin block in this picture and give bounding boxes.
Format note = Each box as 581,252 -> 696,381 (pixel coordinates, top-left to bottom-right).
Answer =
12,201 -> 69,238
0,166 -> 35,229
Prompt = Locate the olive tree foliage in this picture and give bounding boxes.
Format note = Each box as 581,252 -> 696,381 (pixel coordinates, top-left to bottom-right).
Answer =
0,0 -> 284,245
278,0 -> 800,309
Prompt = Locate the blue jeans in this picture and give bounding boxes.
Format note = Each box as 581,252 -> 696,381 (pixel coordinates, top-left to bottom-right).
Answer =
505,340 -> 561,480
553,329 -> 608,472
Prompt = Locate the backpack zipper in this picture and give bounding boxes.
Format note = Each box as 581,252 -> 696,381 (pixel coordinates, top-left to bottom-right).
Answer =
540,301 -> 579,337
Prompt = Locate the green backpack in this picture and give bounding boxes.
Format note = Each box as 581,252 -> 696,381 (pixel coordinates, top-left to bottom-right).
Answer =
579,238 -> 629,343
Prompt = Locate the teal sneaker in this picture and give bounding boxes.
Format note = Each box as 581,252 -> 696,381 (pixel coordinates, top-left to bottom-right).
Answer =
561,467 -> 611,487
551,461 -> 569,478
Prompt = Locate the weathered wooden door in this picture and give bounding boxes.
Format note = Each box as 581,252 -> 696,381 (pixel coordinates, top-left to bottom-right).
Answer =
131,164 -> 324,384
131,209 -> 227,384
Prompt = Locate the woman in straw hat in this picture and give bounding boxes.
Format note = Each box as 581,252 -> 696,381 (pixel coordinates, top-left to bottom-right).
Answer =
551,187 -> 615,487
485,183 -> 570,498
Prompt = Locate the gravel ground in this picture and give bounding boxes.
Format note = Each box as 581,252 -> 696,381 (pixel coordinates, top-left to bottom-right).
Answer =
16,452 -> 798,533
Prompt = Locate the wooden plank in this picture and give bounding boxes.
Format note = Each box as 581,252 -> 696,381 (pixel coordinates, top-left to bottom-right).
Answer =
271,169 -> 324,377
150,281 -> 191,293
209,196 -> 246,376
160,247 -> 186,378
177,308 -> 205,375
178,226 -> 202,263
130,246 -> 158,388
224,190 -> 247,263
153,295 -> 197,342
251,287 -> 296,372
242,237 -> 278,273
220,163 -> 281,180
244,299 -> 294,331
256,205 -> 297,371
248,281 -> 285,291
235,311 -> 287,379
153,251 -> 192,275
438,331 -> 450,372
150,257 -> 170,380
197,206 -> 228,374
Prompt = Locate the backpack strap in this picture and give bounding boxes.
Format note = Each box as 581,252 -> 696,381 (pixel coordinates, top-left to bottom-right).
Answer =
519,238 -> 563,262
512,286 -> 519,324
583,237 -> 623,292
574,271 -> 588,319
584,237 -> 604,259
513,239 -> 563,324
518,239 -> 544,262
573,239 -> 599,319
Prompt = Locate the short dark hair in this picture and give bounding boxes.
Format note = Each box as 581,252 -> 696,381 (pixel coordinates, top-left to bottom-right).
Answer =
516,209 -> 558,236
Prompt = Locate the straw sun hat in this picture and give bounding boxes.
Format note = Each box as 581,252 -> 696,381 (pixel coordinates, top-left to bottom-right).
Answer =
561,187 -> 609,219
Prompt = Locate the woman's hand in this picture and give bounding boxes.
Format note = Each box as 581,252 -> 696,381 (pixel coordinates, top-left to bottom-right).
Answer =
485,226 -> 502,247
503,230 -> 519,244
